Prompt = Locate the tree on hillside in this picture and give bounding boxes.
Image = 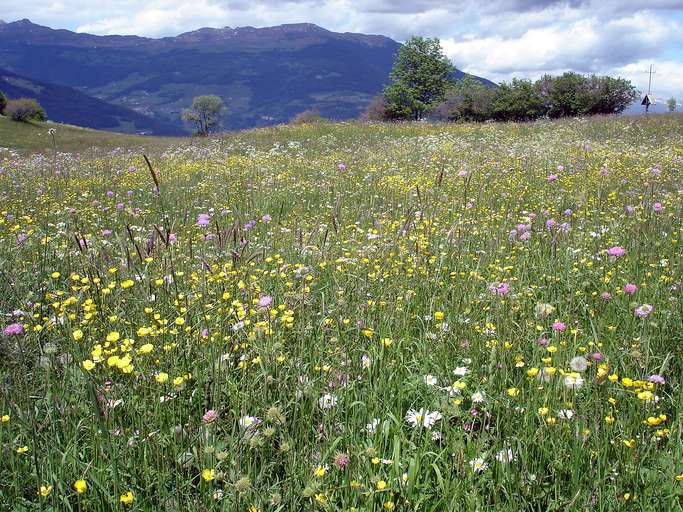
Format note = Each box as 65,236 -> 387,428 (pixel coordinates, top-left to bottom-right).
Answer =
667,97 -> 677,112
0,90 -> 7,114
383,37 -> 455,120
5,98 -> 47,122
182,95 -> 226,135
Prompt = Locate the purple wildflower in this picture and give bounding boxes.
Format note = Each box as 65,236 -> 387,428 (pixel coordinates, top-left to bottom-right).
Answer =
3,323 -> 24,336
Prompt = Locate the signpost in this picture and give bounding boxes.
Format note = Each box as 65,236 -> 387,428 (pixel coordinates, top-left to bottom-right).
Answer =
642,64 -> 655,113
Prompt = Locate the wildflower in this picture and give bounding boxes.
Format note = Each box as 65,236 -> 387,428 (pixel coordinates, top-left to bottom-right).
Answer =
569,356 -> 588,372
333,452 -> 350,469
155,372 -> 169,383
423,374 -> 438,386
496,447 -> 515,463
1,414 -> 9,422
202,409 -> 219,424
38,485 -> 52,497
648,374 -> 665,385
319,393 -> 337,409
74,479 -> 87,494
490,282 -> 510,295
3,323 -> 24,336
552,321 -> 566,332
471,391 -> 485,403
234,476 -> 251,492
17,446 -> 29,454
201,469 -> 216,482
622,439 -> 636,449
82,360 -> 95,371
506,387 -> 520,397
120,491 -> 135,505
606,246 -> 626,257
405,408 -> 442,429
380,337 -> 392,347
434,311 -> 444,321
469,457 -> 488,473
239,415 -> 261,429
72,329 -> 84,341
364,418 -> 380,433
564,374 -> 584,389
453,366 -> 469,376
257,295 -> 273,308
197,213 -> 211,226
376,480 -> 387,490
361,354 -> 372,369
558,409 -> 574,420
634,304 -> 653,318
637,390 -> 655,401
534,303 -> 554,318
623,283 -> 637,294
384,501 -> 395,510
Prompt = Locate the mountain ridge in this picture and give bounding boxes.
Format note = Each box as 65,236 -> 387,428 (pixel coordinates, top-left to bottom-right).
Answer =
0,19 -> 496,133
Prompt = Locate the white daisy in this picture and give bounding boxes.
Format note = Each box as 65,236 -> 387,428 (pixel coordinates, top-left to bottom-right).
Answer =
469,457 -> 488,473
423,374 -> 438,386
557,409 -> 574,420
319,393 -> 338,409
495,448 -> 515,464
405,408 -> 442,429
564,374 -> 584,390
453,366 -> 470,377
239,415 -> 261,429
364,418 -> 380,433
471,391 -> 485,403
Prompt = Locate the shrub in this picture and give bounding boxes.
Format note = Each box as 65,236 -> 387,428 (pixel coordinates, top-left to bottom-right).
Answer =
5,98 -> 47,122
430,76 -> 496,122
0,90 -> 7,114
362,95 -> 392,121
290,109 -> 324,125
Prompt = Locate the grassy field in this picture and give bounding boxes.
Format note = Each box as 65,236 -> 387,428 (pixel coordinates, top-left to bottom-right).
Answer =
1,114 -> 682,511
0,116 -> 184,155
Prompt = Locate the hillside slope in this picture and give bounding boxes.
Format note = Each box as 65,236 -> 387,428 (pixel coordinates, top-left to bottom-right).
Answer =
0,68 -> 185,135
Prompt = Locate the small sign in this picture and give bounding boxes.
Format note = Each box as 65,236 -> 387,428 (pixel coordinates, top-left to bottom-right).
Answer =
641,95 -> 651,106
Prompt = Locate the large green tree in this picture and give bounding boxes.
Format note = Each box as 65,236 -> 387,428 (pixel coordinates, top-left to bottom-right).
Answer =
383,37 -> 455,120
181,95 -> 226,135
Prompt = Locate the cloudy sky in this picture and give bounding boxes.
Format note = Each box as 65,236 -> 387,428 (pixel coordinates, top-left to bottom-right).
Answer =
4,0 -> 683,99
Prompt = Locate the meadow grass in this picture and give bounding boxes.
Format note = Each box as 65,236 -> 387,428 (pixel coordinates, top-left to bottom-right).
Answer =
0,116 -> 183,155
0,114 -> 682,511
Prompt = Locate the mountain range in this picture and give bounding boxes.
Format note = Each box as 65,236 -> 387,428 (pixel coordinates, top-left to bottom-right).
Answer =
0,19 -> 495,134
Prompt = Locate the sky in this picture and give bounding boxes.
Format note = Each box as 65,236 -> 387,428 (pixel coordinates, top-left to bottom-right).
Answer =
3,0 -> 683,100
